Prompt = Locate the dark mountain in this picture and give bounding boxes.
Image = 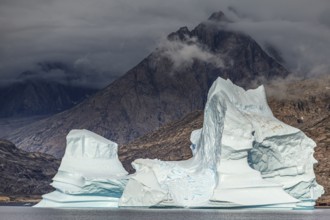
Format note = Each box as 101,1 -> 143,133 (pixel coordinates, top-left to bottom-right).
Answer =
0,80 -> 97,118
119,75 -> 330,205
0,139 -> 60,196
6,11 -> 288,157
0,60 -> 98,118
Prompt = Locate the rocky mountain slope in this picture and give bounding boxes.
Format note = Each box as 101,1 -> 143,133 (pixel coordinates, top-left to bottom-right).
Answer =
6,11 -> 288,158
0,116 -> 49,139
119,75 -> 330,205
0,139 -> 60,196
119,110 -> 202,173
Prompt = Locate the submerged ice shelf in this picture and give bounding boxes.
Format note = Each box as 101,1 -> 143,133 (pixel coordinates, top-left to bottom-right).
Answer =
35,78 -> 323,209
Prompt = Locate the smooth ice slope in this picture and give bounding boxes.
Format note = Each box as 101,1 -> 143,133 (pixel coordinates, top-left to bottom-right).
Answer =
120,77 -> 323,208
35,129 -> 128,208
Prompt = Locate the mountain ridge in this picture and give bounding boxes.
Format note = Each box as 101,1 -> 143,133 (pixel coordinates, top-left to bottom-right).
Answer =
0,79 -> 96,118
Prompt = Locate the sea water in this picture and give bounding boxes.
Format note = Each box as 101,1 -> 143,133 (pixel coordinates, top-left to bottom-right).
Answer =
0,207 -> 329,220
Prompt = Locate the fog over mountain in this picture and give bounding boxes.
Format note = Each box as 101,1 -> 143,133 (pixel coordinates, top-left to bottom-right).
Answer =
1,0 -> 329,88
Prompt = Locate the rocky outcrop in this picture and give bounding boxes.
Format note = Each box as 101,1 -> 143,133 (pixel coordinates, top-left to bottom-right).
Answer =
0,139 -> 60,196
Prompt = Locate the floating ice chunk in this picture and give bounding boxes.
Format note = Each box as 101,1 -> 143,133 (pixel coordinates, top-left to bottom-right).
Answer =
35,129 -> 128,208
58,129 -> 128,178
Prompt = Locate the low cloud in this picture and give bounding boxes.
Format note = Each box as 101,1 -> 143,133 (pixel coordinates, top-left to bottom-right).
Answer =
264,74 -> 330,101
224,19 -> 330,77
159,37 -> 223,71
2,58 -> 116,88
0,0 -> 329,88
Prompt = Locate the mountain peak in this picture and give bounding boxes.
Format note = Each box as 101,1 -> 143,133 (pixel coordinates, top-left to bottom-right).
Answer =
177,26 -> 190,34
208,11 -> 228,22
167,26 -> 191,41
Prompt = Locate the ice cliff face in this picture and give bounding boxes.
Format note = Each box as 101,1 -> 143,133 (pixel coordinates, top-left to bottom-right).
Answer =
35,78 -> 323,209
249,124 -> 324,208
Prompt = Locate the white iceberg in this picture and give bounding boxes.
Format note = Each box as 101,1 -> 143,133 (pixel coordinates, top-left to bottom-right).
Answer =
35,129 -> 128,208
35,77 -> 323,209
119,77 -> 323,209
204,78 -> 322,208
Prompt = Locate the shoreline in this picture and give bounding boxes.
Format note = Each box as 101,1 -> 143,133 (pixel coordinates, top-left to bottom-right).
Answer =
0,195 -> 41,206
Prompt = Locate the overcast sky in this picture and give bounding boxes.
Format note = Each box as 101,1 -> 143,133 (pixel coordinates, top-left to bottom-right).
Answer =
1,0 -> 329,88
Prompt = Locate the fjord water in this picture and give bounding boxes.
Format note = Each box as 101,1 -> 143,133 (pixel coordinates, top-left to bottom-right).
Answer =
1,207 -> 329,220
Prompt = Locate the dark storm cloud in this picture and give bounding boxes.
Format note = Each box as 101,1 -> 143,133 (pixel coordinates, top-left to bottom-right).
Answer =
0,0 -> 329,88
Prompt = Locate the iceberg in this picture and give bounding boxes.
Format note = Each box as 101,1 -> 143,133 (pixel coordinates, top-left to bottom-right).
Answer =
119,78 -> 323,209
35,77 -> 323,209
35,129 -> 128,207
204,78 -> 323,209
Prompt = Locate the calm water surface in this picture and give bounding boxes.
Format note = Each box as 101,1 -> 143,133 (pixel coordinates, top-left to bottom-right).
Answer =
0,207 -> 329,220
